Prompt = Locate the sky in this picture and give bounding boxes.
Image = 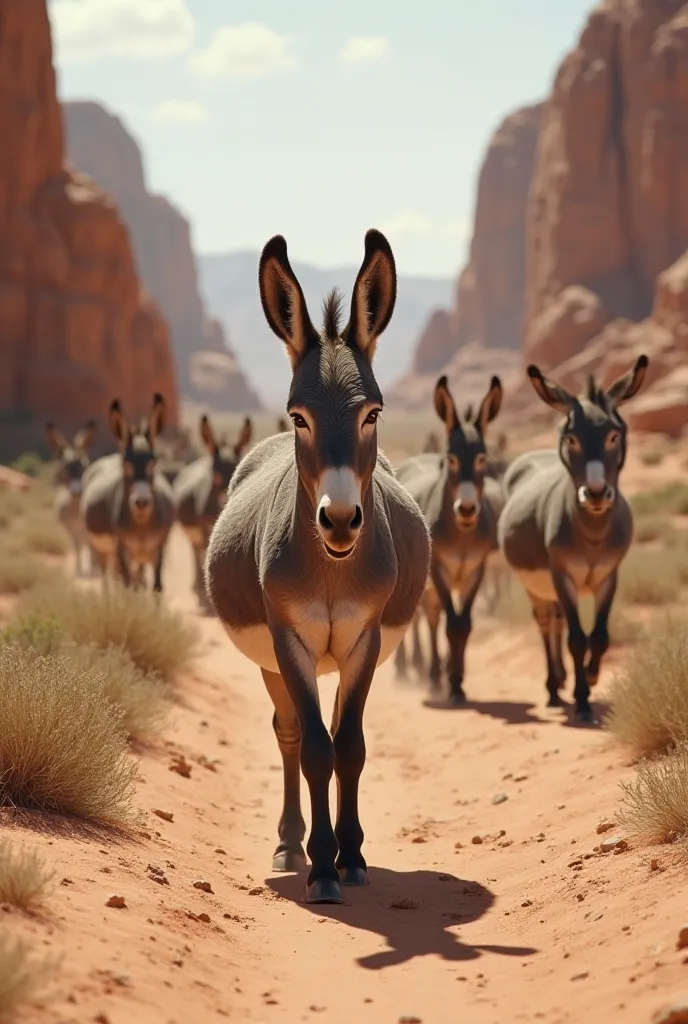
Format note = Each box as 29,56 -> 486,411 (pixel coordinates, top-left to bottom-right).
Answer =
49,0 -> 592,278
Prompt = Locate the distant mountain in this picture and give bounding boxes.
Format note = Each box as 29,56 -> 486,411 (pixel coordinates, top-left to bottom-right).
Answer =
197,251 -> 454,407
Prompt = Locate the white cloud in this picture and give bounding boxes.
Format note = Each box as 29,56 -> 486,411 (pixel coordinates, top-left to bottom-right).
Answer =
152,100 -> 208,124
188,23 -> 294,79
50,0 -> 195,62
382,212 -> 469,241
338,36 -> 389,64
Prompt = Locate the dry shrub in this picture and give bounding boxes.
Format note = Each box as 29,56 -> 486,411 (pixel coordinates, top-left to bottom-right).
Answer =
9,511 -> 70,557
617,547 -> 684,606
0,929 -> 52,1019
618,743 -> 688,846
0,645 -> 137,822
640,448 -> 666,467
608,603 -> 641,647
633,515 -> 675,545
20,579 -> 199,683
0,840 -> 54,911
631,482 -> 688,517
606,616 -> 688,757
0,544 -> 60,595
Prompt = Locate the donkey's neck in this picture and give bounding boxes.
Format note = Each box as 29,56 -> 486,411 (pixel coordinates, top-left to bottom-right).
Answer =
570,490 -> 620,545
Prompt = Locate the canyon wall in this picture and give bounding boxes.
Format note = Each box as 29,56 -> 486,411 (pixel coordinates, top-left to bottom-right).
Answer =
0,0 -> 178,440
63,101 -> 262,412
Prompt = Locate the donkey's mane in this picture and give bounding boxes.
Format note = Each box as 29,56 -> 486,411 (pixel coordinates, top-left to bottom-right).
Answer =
585,374 -> 610,412
321,288 -> 345,342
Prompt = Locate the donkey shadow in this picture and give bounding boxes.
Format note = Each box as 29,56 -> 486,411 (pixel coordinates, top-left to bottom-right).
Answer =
421,694 -> 546,726
267,866 -> 537,971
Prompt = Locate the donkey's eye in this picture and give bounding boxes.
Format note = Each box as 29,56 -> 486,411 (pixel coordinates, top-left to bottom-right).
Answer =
474,453 -> 487,472
605,430 -> 620,449
564,434 -> 581,452
447,454 -> 459,472
363,408 -> 381,427
290,413 -> 308,430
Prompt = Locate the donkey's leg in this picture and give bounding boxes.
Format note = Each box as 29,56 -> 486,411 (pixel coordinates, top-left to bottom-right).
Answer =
262,668 -> 306,873
116,542 -> 131,588
332,627 -> 381,886
152,545 -> 164,594
270,624 -> 339,903
393,631 -> 408,679
586,572 -> 617,689
531,599 -> 560,706
552,572 -> 593,724
551,602 -> 567,691
446,565 -> 485,705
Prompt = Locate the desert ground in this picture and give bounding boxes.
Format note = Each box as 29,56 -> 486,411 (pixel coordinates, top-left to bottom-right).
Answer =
2,420 -> 688,1024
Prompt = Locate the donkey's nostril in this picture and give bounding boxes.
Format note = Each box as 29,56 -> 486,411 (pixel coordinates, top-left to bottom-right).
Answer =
350,505 -> 363,530
318,505 -> 333,530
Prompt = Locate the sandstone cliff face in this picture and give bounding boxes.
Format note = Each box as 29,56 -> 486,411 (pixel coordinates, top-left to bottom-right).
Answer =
0,1 -> 178,437
525,0 -> 688,367
63,101 -> 261,412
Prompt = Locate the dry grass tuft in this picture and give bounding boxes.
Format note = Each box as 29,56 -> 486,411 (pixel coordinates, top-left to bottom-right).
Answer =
631,482 -> 688,518
0,645 -> 137,822
606,616 -> 688,757
0,840 -> 54,911
608,603 -> 641,648
0,542 -> 60,595
20,579 -> 199,683
0,929 -> 53,1019
633,515 -> 675,545
618,744 -> 688,847
617,547 -> 687,607
9,511 -> 70,557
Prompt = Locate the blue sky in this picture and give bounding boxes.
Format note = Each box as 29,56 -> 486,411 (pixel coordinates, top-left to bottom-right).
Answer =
49,0 -> 592,277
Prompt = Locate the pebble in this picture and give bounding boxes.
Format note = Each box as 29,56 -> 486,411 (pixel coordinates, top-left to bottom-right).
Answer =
215,848 -> 227,855
248,886 -> 264,896
94,1014 -> 111,1024
105,895 -> 126,909
169,755 -> 192,779
492,793 -> 508,805
471,836 -> 483,845
399,1017 -> 422,1023
192,879 -> 213,894
197,912 -> 211,923
147,865 -> 169,887
153,809 -> 174,823
411,836 -> 427,844
571,972 -> 589,982
652,1001 -> 688,1024
676,925 -> 688,951
599,836 -> 628,853
596,819 -> 615,835
390,897 -> 418,910
650,859 -> 660,872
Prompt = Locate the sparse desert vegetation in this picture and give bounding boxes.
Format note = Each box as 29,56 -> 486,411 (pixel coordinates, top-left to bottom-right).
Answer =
0,930 -> 51,1020
0,645 -> 137,822
616,546 -> 688,607
0,839 -> 54,911
631,481 -> 688,518
618,743 -> 688,848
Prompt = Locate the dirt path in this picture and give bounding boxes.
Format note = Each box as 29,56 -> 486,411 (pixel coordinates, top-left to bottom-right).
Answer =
9,526 -> 687,1024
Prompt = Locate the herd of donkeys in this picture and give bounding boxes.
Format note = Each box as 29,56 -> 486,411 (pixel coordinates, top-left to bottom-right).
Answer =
45,229 -> 650,903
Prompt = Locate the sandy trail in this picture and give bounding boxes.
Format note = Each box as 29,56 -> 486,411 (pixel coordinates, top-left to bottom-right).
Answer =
8,525 -> 687,1024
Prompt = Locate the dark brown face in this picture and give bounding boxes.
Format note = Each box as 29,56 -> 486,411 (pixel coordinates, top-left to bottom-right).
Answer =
433,374 -> 503,531
58,448 -> 90,495
108,394 -> 166,525
259,229 -> 397,562
200,414 -> 252,511
527,357 -> 650,517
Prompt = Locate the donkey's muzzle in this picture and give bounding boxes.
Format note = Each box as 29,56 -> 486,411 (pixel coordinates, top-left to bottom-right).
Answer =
453,482 -> 480,530
578,483 -> 615,513
317,501 -> 363,559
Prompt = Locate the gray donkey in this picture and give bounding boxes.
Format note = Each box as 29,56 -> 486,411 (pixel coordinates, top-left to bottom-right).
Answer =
46,420 -> 97,577
498,356 -> 648,723
394,375 -> 504,704
175,414 -> 253,607
82,393 -> 176,591
205,230 -> 430,904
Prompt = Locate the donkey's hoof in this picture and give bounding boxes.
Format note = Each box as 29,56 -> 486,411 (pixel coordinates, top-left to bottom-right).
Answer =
305,878 -> 344,904
338,866 -> 369,887
272,848 -> 307,873
448,690 -> 466,707
574,706 -> 596,725
547,693 -> 564,708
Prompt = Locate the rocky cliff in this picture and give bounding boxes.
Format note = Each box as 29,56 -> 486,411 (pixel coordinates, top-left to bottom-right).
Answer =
0,0 -> 177,439
63,101 -> 262,412
525,0 -> 688,368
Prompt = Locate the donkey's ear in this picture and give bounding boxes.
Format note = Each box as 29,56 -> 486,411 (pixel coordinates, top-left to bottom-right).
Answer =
200,414 -> 216,453
606,354 -> 649,409
527,365 -> 574,416
75,420 -> 96,452
476,376 -> 503,436
259,235 -> 319,369
345,229 -> 397,362
45,422 -> 67,456
434,375 -> 459,431
108,400 -> 129,447
236,416 -> 253,455
147,393 -> 165,446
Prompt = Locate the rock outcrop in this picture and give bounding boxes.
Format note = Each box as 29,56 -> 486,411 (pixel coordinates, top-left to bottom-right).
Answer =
63,101 -> 262,412
0,0 -> 178,438
525,0 -> 688,368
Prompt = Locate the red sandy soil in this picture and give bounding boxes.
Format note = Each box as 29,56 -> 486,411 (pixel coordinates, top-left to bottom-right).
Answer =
5,447 -> 688,1024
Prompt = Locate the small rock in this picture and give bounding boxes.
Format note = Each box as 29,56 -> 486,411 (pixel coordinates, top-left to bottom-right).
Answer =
652,1000 -> 688,1024
197,912 -> 211,923
248,886 -> 264,896
147,865 -> 169,887
390,897 -> 418,910
192,879 -> 213,894
106,895 -> 126,909
651,859 -> 660,872
169,755 -> 192,778
398,1017 -> 423,1023
94,1014 -> 111,1024
471,836 -> 483,845
411,836 -> 427,844
576,893 -> 586,903
521,900 -> 533,908
676,925 -> 688,951
492,793 -> 508,805
596,819 -> 615,835
215,848 -> 227,855
153,809 -> 174,823
600,836 -> 628,854
571,972 -> 589,982
454,841 -> 463,850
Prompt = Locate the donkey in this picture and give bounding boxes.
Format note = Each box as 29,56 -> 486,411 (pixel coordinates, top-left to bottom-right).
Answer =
394,375 -> 503,703
46,420 -> 97,577
175,414 -> 253,607
498,356 -> 648,723
81,394 -> 176,591
205,230 -> 430,904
